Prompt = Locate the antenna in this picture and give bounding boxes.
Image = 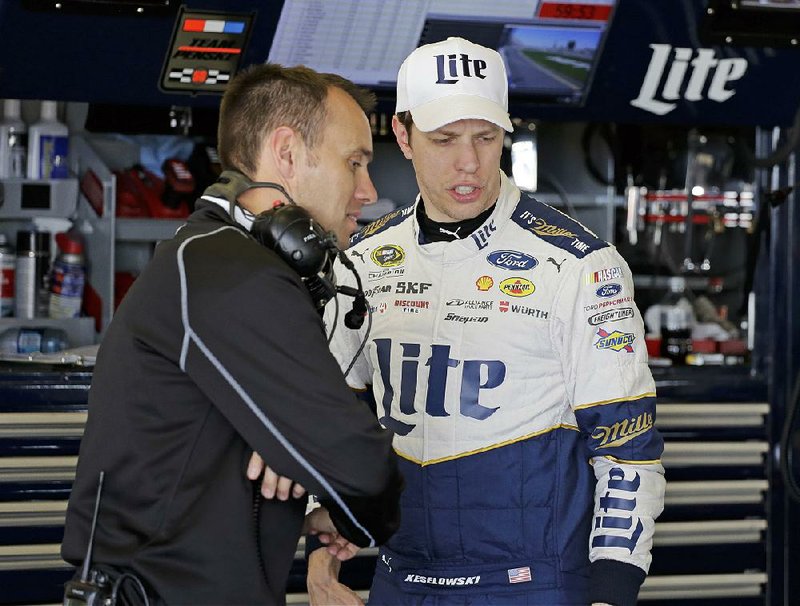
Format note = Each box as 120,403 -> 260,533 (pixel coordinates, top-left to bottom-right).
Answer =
63,471 -> 112,605
80,471 -> 105,582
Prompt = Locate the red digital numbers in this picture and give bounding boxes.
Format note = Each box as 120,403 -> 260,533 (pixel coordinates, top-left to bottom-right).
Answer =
538,2 -> 612,22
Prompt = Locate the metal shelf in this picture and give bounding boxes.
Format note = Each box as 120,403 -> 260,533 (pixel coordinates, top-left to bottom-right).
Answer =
661,441 -> 768,467
116,218 -> 184,242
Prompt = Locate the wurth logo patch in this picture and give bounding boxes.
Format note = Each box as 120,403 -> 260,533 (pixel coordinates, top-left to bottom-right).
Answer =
631,44 -> 748,116
435,53 -> 487,83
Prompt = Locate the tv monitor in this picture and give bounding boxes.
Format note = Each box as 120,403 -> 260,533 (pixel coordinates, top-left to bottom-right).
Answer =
268,0 -> 618,106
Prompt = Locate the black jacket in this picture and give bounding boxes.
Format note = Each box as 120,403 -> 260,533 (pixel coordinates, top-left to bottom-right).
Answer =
62,201 -> 402,605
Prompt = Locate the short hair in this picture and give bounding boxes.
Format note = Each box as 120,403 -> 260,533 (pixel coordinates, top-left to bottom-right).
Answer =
218,63 -> 377,175
321,72 -> 377,115
396,110 -> 415,143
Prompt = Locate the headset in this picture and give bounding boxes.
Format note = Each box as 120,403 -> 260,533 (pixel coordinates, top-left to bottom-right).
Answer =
204,170 -> 367,329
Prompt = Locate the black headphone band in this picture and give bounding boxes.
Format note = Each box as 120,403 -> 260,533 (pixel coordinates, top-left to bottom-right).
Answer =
202,170 -> 296,208
201,171 -> 366,326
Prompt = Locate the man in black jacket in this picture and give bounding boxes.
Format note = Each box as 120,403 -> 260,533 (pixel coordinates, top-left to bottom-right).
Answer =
62,63 -> 402,605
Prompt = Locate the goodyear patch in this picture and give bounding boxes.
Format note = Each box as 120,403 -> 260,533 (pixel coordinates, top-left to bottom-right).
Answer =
594,327 -> 635,353
371,244 -> 405,267
499,277 -> 535,298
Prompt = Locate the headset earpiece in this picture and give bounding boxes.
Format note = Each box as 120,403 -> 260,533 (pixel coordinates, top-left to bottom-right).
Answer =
250,204 -> 336,278
205,171 -> 364,314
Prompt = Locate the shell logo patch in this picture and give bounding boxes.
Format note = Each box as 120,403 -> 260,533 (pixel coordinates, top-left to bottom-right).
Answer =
499,277 -> 535,297
476,275 -> 494,291
371,244 -> 405,267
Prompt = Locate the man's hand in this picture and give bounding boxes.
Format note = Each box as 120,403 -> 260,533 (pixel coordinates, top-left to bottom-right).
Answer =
247,452 -> 306,500
307,546 -> 364,606
303,508 -> 361,562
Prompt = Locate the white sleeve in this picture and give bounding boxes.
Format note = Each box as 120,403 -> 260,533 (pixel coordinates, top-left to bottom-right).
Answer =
324,259 -> 372,390
552,245 -> 666,573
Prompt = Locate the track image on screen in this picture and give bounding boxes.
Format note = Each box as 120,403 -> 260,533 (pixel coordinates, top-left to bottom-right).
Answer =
499,25 -> 603,103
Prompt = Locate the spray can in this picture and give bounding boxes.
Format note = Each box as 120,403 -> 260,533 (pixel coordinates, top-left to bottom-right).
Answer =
0,99 -> 27,179
26,101 -> 69,180
49,231 -> 85,319
14,230 -> 49,319
0,234 -> 15,316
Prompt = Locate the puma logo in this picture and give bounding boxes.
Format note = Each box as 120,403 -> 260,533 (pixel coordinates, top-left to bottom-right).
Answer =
547,257 -> 565,273
350,249 -> 367,263
382,554 -> 392,572
439,226 -> 462,239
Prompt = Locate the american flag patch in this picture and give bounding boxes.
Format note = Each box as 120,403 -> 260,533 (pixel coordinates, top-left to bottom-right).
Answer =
507,566 -> 532,584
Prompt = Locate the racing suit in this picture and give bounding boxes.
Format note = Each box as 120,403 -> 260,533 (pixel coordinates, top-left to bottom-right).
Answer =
326,172 -> 665,605
63,199 -> 401,605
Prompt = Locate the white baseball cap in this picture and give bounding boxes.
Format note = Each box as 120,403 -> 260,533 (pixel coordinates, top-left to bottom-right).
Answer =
396,37 -> 513,133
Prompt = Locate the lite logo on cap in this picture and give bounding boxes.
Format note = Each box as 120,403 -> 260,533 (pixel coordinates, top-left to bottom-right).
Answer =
396,37 -> 514,133
435,53 -> 487,83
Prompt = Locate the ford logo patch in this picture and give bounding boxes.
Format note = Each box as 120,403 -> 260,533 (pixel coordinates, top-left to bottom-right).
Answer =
596,283 -> 622,298
486,250 -> 538,271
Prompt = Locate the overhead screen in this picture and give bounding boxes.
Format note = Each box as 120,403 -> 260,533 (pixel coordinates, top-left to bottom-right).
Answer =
268,0 -> 617,106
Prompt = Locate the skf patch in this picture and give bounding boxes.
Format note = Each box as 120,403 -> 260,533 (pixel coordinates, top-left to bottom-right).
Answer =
371,245 -> 405,267
499,277 -> 535,298
585,266 -> 622,284
594,328 -> 635,353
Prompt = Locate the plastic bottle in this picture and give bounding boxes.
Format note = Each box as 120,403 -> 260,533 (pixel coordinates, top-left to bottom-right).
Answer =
48,231 -> 85,319
0,234 -> 15,316
659,276 -> 694,364
0,326 -> 68,354
0,99 -> 27,179
26,100 -> 69,180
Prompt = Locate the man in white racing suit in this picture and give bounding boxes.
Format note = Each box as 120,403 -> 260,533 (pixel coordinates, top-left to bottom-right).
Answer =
307,37 -> 666,606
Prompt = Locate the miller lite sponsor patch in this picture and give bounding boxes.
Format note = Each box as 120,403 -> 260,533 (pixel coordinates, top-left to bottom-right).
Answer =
592,411 -> 655,449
